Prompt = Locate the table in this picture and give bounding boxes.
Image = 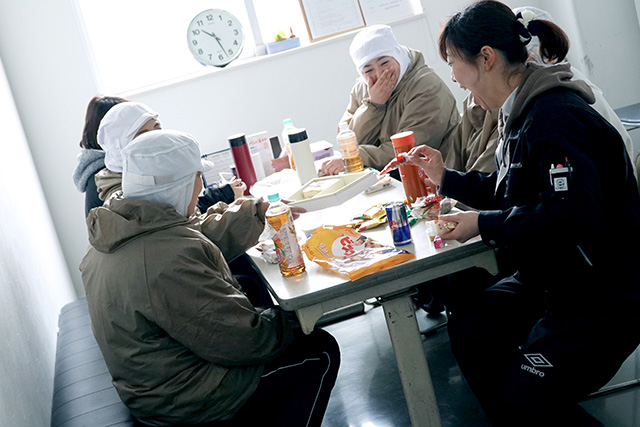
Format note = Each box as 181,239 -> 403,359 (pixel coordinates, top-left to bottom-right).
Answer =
248,179 -> 498,427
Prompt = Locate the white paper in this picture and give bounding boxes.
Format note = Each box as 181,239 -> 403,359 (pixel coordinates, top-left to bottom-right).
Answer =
359,0 -> 420,25
201,149 -> 235,187
300,0 -> 365,40
247,131 -> 276,176
251,151 -> 266,180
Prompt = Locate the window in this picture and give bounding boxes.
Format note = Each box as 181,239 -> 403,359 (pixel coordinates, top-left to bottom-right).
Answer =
74,0 -> 256,93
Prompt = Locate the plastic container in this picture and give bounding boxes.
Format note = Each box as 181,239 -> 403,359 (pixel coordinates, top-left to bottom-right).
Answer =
282,118 -> 296,170
288,128 -> 318,185
265,193 -> 305,276
228,133 -> 257,195
390,131 -> 430,204
336,122 -> 364,173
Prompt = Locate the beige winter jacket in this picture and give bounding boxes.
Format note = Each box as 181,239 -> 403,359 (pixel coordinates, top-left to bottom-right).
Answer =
341,49 -> 460,170
80,197 -> 294,426
95,167 -> 122,201
444,93 -> 500,173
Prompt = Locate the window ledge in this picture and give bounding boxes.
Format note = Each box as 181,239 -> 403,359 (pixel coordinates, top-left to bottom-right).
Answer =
119,13 -> 425,98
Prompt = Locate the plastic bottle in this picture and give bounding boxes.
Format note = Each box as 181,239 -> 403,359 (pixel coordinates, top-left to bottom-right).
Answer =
336,122 -> 364,173
389,131 -> 430,204
282,118 -> 296,170
288,128 -> 318,185
228,133 -> 257,195
265,193 -> 306,276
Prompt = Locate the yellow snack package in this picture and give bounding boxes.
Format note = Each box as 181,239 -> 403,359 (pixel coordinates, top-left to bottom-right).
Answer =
301,225 -> 415,281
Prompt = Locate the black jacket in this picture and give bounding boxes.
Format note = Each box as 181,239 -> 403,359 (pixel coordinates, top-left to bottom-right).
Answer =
441,63 -> 640,314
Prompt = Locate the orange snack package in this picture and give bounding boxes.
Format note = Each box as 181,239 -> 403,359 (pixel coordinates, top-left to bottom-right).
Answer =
301,225 -> 415,281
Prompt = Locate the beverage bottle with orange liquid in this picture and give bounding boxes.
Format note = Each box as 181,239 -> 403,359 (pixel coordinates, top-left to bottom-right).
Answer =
389,131 -> 430,204
265,193 -> 306,276
336,122 -> 364,173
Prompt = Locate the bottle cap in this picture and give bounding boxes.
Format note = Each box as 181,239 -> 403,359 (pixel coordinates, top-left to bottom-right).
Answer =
288,128 -> 308,144
390,131 -> 415,149
268,193 -> 280,202
228,133 -> 247,147
283,118 -> 293,127
338,121 -> 349,131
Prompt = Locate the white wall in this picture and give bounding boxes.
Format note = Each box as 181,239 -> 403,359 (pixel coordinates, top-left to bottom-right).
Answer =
0,56 -> 75,427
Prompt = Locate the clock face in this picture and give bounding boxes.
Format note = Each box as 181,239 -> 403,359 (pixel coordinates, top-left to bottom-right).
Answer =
187,9 -> 245,67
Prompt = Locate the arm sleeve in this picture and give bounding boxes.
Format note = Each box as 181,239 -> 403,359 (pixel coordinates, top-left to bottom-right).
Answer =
477,124 -> 606,249
197,198 -> 266,262
341,81 -> 386,150
197,184 -> 235,213
358,73 -> 460,170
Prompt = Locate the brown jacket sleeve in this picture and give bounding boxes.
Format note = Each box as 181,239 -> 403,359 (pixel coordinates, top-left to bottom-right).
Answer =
196,197 -> 266,262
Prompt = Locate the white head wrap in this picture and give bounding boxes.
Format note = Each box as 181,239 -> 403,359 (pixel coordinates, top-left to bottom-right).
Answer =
349,25 -> 412,85
97,102 -> 161,172
513,7 -> 553,60
121,129 -> 213,217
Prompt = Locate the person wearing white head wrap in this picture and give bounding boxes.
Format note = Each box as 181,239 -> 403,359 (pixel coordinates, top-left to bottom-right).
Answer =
93,101 -> 161,201
80,130 -> 339,427
320,24 -> 460,175
121,129 -> 210,217
512,6 -> 634,175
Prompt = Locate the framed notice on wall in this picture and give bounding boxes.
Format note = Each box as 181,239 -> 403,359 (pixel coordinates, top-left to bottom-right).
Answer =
299,0 -> 419,42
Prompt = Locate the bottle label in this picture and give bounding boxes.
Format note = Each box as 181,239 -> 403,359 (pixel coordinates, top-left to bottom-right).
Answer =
267,210 -> 304,270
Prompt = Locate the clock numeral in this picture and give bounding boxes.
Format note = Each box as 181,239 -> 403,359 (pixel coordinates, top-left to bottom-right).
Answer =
192,40 -> 198,46
218,15 -> 223,21
228,20 -> 233,26
191,29 -> 200,36
198,48 -> 204,55
228,49 -> 234,55
196,20 -> 203,27
233,29 -> 239,36
233,40 -> 238,46
206,14 -> 214,21
218,54 -> 224,60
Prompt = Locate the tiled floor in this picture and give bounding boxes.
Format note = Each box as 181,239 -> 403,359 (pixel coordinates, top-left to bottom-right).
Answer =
320,304 -> 640,427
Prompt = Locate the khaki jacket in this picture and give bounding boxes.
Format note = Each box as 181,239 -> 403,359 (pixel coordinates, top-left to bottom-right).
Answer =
80,197 -> 294,426
444,93 -> 500,173
95,167 -> 122,201
341,49 -> 460,170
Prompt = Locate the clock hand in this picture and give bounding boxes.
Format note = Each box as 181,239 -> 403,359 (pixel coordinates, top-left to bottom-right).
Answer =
210,31 -> 229,57
200,30 -> 216,38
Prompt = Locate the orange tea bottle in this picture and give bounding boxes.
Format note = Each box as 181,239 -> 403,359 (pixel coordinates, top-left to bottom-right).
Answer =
265,193 -> 306,277
389,131 -> 429,204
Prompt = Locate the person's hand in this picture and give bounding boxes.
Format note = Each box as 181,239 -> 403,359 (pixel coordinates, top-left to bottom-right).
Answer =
282,199 -> 306,220
320,156 -> 345,176
437,211 -> 479,243
367,68 -> 398,105
259,199 -> 307,220
229,178 -> 247,200
407,145 -> 445,187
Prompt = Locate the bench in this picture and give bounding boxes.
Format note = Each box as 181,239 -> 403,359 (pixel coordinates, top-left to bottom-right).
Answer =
51,298 -> 139,427
51,299 -> 239,427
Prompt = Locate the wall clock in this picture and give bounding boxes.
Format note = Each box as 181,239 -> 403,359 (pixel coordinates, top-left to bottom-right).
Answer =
187,9 -> 245,67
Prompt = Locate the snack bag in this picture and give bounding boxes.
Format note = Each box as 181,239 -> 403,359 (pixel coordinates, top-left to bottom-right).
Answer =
301,225 -> 415,281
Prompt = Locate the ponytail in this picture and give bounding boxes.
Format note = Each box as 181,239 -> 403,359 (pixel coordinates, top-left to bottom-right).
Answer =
439,1 -> 569,66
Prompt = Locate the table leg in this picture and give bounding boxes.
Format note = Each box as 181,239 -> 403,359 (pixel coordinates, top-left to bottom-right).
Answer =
382,293 -> 442,427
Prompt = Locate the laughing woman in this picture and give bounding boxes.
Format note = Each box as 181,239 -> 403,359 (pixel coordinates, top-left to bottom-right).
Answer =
408,2 -> 640,426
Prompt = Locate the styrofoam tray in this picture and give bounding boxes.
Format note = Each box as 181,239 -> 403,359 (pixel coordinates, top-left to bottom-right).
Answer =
286,170 -> 378,211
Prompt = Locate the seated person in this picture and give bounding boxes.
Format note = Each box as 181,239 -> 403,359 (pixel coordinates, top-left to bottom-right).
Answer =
80,129 -> 340,426
95,100 -> 245,210
72,95 -> 127,217
320,24 -> 460,175
441,7 -> 634,177
408,2 -> 640,424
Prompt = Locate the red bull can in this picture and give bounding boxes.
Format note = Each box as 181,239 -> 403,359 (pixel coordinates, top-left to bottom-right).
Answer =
385,201 -> 412,246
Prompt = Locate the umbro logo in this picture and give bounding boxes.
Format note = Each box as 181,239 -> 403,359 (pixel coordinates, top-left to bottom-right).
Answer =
521,353 -> 553,377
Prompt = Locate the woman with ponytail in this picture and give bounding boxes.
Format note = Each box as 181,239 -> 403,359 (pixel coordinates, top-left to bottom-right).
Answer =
406,2 -> 640,425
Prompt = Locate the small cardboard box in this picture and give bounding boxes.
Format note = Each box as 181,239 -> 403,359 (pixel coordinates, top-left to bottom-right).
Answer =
286,170 -> 378,211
